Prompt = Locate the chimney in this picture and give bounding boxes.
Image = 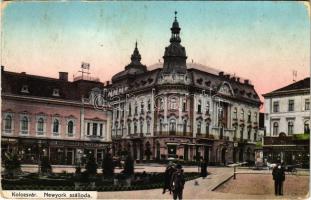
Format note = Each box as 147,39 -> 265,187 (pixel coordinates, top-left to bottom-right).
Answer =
225,74 -> 230,79
1,65 -> 4,71
237,77 -> 240,82
244,79 -> 249,85
106,81 -> 110,86
219,71 -> 224,76
59,72 -> 68,81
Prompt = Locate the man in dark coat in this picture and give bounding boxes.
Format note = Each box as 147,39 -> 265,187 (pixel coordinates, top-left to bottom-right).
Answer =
170,164 -> 185,200
199,159 -> 208,179
163,161 -> 175,194
272,162 -> 285,195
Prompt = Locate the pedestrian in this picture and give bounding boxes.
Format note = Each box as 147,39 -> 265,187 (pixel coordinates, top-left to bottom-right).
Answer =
272,161 -> 285,196
199,158 -> 207,179
170,164 -> 185,200
163,161 -> 175,194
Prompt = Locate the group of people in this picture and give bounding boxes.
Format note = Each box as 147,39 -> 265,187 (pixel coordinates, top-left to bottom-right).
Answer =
272,161 -> 286,196
163,159 -> 208,200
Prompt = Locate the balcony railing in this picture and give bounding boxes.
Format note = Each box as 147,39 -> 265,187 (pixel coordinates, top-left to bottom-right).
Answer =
155,131 -> 192,137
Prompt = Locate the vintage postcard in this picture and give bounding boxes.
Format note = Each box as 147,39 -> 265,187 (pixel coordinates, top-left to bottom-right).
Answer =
1,1 -> 310,199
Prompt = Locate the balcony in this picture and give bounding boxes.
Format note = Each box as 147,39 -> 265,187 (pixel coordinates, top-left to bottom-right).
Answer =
155,131 -> 192,137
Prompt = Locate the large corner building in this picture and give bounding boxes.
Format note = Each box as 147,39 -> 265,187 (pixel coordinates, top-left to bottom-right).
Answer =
107,14 -> 261,165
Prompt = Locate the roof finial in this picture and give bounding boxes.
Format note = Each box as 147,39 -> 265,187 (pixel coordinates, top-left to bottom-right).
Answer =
135,40 -> 137,49
174,11 -> 177,20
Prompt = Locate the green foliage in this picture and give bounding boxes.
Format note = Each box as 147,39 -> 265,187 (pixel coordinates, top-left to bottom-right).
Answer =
3,152 -> 21,178
294,134 -> 310,140
256,141 -> 262,147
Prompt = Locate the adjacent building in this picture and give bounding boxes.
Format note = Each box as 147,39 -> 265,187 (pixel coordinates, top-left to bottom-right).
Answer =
1,66 -> 112,165
107,14 -> 261,165
262,77 -> 310,166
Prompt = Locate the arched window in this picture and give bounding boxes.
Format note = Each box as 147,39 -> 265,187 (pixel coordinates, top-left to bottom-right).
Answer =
147,120 -> 150,134
182,99 -> 187,112
67,121 -> 74,136
169,119 -> 176,135
147,100 -> 151,111
37,118 -> 44,134
140,121 -> 143,134
197,100 -> 202,113
287,121 -> 294,135
206,101 -> 210,114
140,101 -> 144,114
233,107 -> 237,119
304,121 -> 310,134
159,119 -> 163,134
183,120 -> 187,135
53,119 -> 59,134
273,122 -> 279,136
241,109 -> 244,120
134,122 -> 137,134
4,115 -> 12,130
247,111 -> 251,122
197,121 -> 201,134
128,123 -> 131,135
170,98 -> 177,110
21,116 -> 28,134
128,104 -> 132,115
160,98 -> 164,110
134,102 -> 138,115
206,123 -> 210,136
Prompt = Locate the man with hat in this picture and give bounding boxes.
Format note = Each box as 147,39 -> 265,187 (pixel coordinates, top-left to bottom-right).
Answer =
163,161 -> 176,194
170,164 -> 185,200
272,160 -> 285,195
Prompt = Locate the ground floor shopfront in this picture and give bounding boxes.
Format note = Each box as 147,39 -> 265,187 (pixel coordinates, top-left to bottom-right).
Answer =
1,137 -> 111,166
263,135 -> 310,168
112,137 -> 256,165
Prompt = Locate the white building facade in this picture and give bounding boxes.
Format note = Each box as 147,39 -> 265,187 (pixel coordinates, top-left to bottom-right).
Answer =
263,78 -> 310,136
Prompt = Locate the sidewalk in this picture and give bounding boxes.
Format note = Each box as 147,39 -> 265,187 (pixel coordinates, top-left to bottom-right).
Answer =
97,167 -> 234,199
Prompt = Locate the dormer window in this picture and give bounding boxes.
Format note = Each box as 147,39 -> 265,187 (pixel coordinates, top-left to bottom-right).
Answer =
53,89 -> 60,96
21,85 -> 29,93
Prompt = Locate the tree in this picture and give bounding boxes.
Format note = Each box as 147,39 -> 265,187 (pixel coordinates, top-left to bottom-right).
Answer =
4,152 -> 21,178
102,153 -> 114,178
85,156 -> 97,176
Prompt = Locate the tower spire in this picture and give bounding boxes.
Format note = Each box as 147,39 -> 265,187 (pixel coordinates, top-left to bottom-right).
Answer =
162,11 -> 187,74
130,41 -> 141,64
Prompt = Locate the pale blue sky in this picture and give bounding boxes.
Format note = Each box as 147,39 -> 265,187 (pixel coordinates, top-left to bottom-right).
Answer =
1,1 -> 310,99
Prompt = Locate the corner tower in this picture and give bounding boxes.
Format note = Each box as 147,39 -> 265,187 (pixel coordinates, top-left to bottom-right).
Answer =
162,11 -> 187,74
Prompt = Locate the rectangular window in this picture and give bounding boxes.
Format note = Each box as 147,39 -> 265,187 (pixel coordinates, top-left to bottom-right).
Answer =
273,102 -> 279,113
305,99 -> 310,110
288,100 -> 294,112
87,123 -> 90,135
197,104 -> 201,113
182,101 -> 186,112
99,124 -> 103,136
93,123 -> 98,136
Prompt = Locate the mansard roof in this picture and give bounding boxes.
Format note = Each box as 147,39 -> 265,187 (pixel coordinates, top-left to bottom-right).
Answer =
263,77 -> 310,97
1,68 -> 104,101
